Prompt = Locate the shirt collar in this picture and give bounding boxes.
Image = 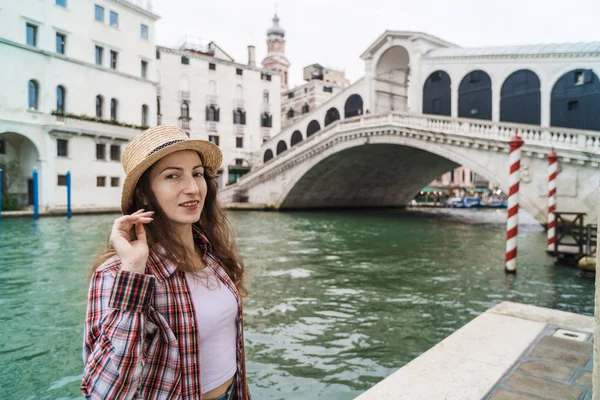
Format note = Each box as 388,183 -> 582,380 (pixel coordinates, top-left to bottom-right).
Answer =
147,225 -> 213,283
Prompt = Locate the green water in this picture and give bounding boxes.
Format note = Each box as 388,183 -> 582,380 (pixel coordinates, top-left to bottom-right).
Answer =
0,209 -> 595,399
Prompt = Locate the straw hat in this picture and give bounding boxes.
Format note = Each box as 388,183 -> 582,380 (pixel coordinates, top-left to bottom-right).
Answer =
120,125 -> 222,213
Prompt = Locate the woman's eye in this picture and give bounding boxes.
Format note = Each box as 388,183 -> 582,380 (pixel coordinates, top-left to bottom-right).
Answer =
194,172 -> 204,177
166,174 -> 178,179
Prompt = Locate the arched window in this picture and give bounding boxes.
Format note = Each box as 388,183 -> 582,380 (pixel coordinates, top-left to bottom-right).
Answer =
287,108 -> 294,119
233,108 -> 244,124
142,104 -> 148,126
423,71 -> 451,116
28,80 -> 38,110
56,85 -> 65,113
263,149 -> 274,163
291,130 -> 303,146
307,120 -> 320,137
181,101 -> 189,118
324,107 -> 340,126
276,140 -> 287,155
263,90 -> 269,104
302,103 -> 309,114
261,112 -> 272,127
110,98 -> 118,121
206,106 -> 219,122
551,69 -> 600,131
344,94 -> 363,118
96,95 -> 103,118
458,70 -> 492,120
500,69 -> 541,125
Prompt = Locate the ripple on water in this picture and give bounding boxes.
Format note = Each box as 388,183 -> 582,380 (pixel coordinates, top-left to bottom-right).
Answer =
260,268 -> 312,278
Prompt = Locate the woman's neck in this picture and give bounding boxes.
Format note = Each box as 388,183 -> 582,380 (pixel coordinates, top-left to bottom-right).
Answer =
173,224 -> 195,256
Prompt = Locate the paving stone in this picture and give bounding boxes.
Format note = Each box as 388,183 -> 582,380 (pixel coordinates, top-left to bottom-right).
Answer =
539,336 -> 594,354
516,360 -> 573,381
576,371 -> 593,388
505,373 -> 582,400
490,389 -> 534,400
530,345 -> 589,367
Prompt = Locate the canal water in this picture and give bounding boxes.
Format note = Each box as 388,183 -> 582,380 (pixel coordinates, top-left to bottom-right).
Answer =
0,208 -> 595,399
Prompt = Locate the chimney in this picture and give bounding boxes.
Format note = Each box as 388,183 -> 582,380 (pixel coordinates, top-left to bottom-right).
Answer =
247,45 -> 256,67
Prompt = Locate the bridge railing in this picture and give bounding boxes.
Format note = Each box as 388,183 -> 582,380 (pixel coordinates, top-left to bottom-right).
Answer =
221,112 -> 600,196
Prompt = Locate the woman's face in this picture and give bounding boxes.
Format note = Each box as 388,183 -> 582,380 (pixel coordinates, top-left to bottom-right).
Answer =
148,150 -> 207,227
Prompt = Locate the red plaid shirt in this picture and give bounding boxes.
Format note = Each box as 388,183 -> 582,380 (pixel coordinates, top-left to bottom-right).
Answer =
81,228 -> 251,400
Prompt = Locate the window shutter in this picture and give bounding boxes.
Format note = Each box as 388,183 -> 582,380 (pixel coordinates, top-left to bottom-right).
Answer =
269,115 -> 272,127
205,106 -> 209,121
242,111 -> 246,125
216,108 -> 220,122
233,110 -> 236,123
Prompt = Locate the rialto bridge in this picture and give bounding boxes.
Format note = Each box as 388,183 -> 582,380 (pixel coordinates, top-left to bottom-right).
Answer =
219,31 -> 600,225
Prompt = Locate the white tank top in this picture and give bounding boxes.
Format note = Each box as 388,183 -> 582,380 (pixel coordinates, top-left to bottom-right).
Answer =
185,266 -> 238,394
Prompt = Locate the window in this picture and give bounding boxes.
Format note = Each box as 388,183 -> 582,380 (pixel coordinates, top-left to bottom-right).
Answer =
288,92 -> 295,99
181,102 -> 189,118
261,73 -> 271,81
56,33 -> 66,54
206,106 -> 219,122
263,90 -> 269,104
287,108 -> 294,119
236,68 -> 243,76
233,109 -> 245,124
56,0 -> 66,7
141,60 -> 148,78
110,144 -> 121,161
110,50 -> 118,69
235,158 -> 244,166
181,56 -> 189,65
110,98 -> 118,120
302,103 -> 309,114
574,71 -> 584,86
57,139 -> 68,157
56,86 -> 65,112
95,45 -> 103,65
261,113 -> 272,128
26,23 -> 37,47
28,80 -> 38,110
462,170 -> 465,181
450,170 -> 455,182
156,49 -> 161,59
141,24 -> 148,40
96,143 -> 106,160
304,88 -> 308,93
97,176 -> 106,187
236,137 -> 243,148
209,63 -> 216,71
568,100 -> 579,111
109,11 -> 118,27
209,135 -> 219,146
469,71 -> 480,83
57,175 -> 67,186
142,105 -> 148,126
323,86 -> 333,93
0,139 -> 6,154
94,5 -> 104,22
111,177 -> 120,187
96,95 -> 103,118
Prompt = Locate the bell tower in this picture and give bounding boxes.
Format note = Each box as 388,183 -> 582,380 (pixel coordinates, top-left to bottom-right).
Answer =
261,13 -> 290,91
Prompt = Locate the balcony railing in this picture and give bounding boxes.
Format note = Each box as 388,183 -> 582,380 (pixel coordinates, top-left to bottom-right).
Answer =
179,118 -> 190,130
207,95 -> 218,106
235,124 -> 245,135
233,99 -> 245,109
261,103 -> 271,113
207,121 -> 218,132
179,91 -> 190,101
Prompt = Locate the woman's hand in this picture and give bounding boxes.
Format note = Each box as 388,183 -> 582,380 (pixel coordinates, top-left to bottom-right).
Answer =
110,209 -> 154,274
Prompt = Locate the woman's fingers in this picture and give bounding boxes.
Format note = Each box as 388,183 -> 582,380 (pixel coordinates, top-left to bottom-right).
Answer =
134,221 -> 147,243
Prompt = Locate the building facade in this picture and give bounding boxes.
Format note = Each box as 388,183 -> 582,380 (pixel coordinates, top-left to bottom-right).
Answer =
0,0 -> 158,210
281,64 -> 350,130
156,41 -> 282,187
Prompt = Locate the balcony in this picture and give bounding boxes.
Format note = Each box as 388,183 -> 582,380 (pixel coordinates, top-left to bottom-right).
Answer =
207,95 -> 218,106
179,91 -> 190,101
233,99 -> 245,109
261,103 -> 271,113
207,121 -> 218,132
235,124 -> 245,135
179,118 -> 190,130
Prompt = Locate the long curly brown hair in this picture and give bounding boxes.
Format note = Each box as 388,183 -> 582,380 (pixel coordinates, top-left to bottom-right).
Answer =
92,158 -> 248,297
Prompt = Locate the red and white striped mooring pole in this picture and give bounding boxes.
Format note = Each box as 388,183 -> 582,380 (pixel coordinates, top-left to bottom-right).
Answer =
547,149 -> 558,251
505,133 -> 524,273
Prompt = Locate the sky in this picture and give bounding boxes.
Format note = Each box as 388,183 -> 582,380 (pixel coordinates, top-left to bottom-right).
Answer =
149,0 -> 600,88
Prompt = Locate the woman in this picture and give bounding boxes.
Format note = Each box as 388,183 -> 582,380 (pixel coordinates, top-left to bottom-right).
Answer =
81,126 -> 251,400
